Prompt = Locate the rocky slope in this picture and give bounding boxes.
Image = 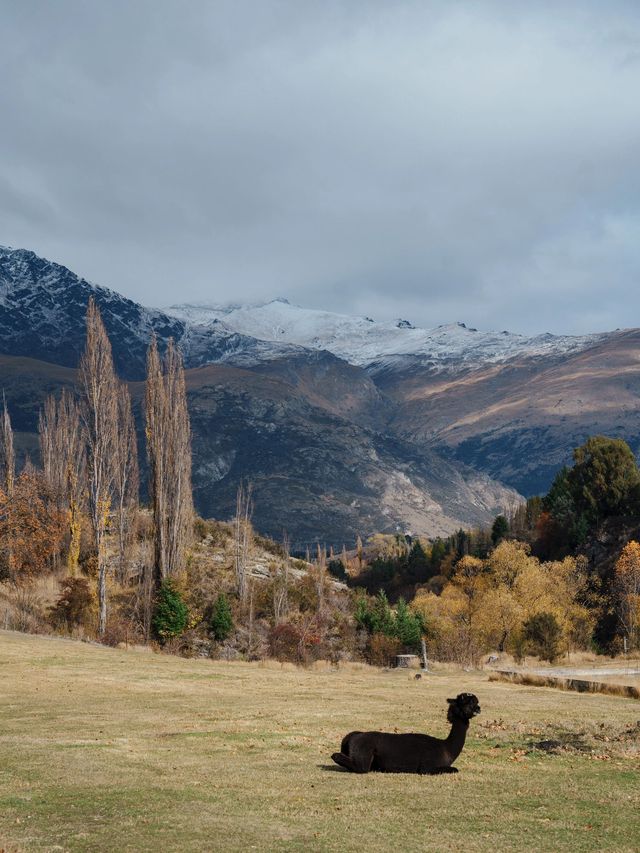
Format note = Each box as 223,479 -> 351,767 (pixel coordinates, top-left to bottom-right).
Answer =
373,331 -> 640,496
179,363 -> 519,543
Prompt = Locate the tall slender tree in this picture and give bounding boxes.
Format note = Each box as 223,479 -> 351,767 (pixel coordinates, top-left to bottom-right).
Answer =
613,540 -> 640,650
39,389 -> 86,574
1,394 -> 15,496
113,383 -> 139,583
315,543 -> 327,615
234,479 -> 253,604
145,337 -> 193,590
0,394 -> 15,574
80,298 -> 118,635
272,530 -> 290,624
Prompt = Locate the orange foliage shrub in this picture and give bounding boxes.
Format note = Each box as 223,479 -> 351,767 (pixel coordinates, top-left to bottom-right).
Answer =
368,632 -> 401,667
0,472 -> 67,578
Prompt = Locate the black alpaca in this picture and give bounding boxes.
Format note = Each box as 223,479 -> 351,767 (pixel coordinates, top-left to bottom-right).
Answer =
331,692 -> 480,774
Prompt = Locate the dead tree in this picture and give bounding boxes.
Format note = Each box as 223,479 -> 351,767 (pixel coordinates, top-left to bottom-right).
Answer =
80,298 -> 118,636
39,389 -> 86,574
145,337 -> 193,591
113,383 -> 139,584
234,480 -> 253,605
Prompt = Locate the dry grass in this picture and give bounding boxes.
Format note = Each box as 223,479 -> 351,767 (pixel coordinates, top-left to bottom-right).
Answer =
1,630 -> 639,853
489,670 -> 640,700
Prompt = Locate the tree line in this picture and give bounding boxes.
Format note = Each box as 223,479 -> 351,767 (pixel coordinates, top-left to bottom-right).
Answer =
1,302 -> 639,664
0,298 -> 192,638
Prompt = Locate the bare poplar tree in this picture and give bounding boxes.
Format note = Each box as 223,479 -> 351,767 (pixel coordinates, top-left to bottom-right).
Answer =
145,337 -> 193,590
80,298 -> 118,635
39,389 -> 86,574
1,394 -> 15,496
234,479 -> 253,604
315,543 -> 327,615
341,544 -> 349,575
272,531 -> 290,624
113,383 -> 139,584
164,340 -> 193,576
145,336 -> 167,588
0,394 -> 15,574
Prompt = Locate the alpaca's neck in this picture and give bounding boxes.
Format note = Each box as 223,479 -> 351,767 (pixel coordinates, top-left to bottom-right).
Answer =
444,718 -> 469,761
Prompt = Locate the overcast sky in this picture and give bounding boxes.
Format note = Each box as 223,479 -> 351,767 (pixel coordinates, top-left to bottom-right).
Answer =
1,1 -> 639,334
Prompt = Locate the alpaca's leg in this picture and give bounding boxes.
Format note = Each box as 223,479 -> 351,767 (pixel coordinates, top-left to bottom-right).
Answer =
427,766 -> 459,775
331,746 -> 374,773
332,752 -> 355,771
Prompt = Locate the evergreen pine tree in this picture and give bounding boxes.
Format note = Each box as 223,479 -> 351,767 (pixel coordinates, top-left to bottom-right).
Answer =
210,593 -> 233,641
152,579 -> 188,643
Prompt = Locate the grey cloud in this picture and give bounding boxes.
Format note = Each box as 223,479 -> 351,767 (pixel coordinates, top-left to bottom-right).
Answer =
1,1 -> 639,334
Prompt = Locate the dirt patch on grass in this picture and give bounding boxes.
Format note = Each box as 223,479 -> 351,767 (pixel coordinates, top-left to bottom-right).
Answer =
478,715 -> 640,763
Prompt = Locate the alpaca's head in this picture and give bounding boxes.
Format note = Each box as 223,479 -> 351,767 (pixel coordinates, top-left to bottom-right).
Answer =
446,692 -> 481,723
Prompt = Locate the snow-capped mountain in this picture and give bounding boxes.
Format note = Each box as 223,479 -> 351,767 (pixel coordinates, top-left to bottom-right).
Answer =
1,243 -> 607,382
166,298 -> 607,370
0,246 -> 302,378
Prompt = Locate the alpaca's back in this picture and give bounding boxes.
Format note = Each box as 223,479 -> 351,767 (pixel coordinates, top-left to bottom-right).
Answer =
349,731 -> 445,774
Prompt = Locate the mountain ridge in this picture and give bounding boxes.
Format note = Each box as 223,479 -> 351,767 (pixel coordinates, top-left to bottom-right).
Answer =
166,298 -> 610,371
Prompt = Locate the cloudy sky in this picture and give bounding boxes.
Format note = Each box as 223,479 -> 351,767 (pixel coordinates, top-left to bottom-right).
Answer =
1,1 -> 639,334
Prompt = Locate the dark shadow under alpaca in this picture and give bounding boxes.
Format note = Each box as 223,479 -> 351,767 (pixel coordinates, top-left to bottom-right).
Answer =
331,692 -> 480,774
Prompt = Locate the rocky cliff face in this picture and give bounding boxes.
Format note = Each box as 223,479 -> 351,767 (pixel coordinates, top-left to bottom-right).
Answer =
180,364 -> 520,545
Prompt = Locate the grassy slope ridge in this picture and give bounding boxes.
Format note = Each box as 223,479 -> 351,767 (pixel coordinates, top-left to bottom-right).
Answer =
1,632 -> 638,853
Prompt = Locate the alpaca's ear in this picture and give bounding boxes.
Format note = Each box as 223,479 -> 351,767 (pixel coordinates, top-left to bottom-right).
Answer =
446,697 -> 455,704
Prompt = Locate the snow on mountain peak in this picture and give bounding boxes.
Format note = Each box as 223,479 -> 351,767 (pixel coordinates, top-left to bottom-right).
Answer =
166,300 -> 606,370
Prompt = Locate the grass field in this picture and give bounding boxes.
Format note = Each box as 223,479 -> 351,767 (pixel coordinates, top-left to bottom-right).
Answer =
1,631 -> 638,852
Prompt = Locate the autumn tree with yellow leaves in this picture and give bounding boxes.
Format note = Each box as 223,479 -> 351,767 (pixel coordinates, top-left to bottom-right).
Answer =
613,540 -> 640,649
411,541 -> 594,665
